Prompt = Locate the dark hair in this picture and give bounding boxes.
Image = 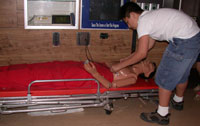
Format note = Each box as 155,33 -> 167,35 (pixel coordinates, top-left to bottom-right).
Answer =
139,62 -> 157,79
120,2 -> 143,19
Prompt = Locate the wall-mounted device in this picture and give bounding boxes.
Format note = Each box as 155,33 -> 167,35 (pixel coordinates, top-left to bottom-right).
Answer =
31,14 -> 75,26
77,32 -> 90,46
52,15 -> 71,24
53,32 -> 60,46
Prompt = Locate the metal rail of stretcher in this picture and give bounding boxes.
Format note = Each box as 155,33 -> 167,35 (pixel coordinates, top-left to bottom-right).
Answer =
0,78 -> 158,115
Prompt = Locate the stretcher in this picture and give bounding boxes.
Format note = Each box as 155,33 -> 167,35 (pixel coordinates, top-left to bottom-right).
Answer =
0,61 -> 158,115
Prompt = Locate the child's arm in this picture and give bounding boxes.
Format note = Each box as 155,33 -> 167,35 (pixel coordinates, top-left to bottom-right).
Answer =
84,61 -> 112,89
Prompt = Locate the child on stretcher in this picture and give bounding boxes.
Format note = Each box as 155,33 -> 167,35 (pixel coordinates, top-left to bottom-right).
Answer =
84,60 -> 156,88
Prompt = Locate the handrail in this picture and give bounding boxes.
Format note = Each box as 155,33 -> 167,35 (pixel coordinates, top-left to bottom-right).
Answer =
27,78 -> 100,101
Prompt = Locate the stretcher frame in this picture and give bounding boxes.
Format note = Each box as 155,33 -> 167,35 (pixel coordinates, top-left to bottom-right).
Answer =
0,78 -> 158,115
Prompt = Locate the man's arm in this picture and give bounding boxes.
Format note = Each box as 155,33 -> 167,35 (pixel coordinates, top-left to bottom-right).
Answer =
148,37 -> 156,50
111,35 -> 150,72
120,36 -> 155,62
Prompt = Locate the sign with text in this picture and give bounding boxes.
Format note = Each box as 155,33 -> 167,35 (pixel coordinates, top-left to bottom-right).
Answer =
81,0 -> 129,30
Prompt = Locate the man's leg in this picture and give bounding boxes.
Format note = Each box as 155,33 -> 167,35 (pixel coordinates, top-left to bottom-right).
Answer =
158,81 -> 188,115
159,87 -> 172,106
171,81 -> 188,110
196,62 -> 200,75
140,83 -> 188,125
140,86 -> 171,125
175,81 -> 188,97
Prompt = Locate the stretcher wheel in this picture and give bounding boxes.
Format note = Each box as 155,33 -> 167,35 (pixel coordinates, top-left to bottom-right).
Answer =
104,103 -> 113,115
105,109 -> 112,115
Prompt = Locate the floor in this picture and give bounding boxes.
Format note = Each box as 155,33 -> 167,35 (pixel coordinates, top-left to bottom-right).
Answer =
1,70 -> 200,126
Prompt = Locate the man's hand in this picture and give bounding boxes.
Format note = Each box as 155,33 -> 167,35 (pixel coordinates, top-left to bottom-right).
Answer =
111,35 -> 151,73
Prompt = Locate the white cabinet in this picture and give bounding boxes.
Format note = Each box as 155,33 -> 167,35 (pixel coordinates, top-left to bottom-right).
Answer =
24,0 -> 79,29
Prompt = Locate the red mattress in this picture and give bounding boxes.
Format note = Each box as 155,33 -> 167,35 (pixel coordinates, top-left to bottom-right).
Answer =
0,61 -> 158,97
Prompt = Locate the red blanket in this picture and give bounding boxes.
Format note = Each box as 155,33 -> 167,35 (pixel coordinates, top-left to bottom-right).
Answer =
0,61 -> 113,91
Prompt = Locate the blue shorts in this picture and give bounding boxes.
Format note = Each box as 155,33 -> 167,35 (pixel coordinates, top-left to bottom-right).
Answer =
155,32 -> 200,91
